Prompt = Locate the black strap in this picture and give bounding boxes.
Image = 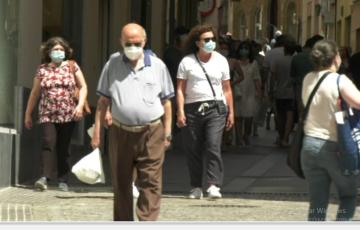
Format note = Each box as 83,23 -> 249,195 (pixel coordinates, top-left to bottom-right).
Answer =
302,71 -> 332,120
194,53 -> 217,100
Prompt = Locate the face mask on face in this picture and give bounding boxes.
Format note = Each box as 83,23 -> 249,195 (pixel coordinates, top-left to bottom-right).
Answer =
202,40 -> 216,54
50,50 -> 65,63
238,48 -> 250,59
124,46 -> 143,61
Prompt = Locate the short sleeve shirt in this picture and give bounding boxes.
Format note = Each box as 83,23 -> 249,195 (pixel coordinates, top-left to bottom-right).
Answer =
37,61 -> 80,123
96,52 -> 174,126
302,71 -> 351,142
177,51 -> 230,104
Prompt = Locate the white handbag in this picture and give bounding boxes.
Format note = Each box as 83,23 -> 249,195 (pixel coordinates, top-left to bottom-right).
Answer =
71,148 -> 105,184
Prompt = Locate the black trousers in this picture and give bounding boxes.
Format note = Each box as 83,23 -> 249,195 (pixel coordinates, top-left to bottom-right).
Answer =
40,122 -> 76,181
181,101 -> 227,188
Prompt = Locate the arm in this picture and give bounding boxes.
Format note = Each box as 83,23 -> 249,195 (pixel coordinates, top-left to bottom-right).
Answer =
222,80 -> 234,130
91,96 -> 111,149
340,76 -> 360,109
162,99 -> 172,149
73,66 -> 88,121
24,77 -> 41,129
176,79 -> 187,127
233,60 -> 244,84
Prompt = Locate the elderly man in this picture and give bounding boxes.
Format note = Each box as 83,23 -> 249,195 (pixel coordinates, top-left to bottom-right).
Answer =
92,23 -> 174,221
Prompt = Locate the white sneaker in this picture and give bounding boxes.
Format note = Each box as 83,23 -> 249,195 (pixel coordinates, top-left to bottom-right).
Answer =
34,177 -> 47,191
188,187 -> 203,199
58,182 -> 69,192
207,185 -> 222,199
132,183 -> 139,198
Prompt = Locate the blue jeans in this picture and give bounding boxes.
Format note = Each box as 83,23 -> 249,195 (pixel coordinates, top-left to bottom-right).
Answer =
301,135 -> 358,221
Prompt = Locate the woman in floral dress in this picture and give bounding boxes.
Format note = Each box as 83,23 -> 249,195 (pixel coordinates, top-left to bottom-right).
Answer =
24,37 -> 88,192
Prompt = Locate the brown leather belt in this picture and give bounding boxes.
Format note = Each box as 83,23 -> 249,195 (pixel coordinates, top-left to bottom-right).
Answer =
112,118 -> 161,132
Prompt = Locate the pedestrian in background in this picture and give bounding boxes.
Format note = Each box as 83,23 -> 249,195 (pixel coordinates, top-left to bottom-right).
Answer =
24,36 -> 88,192
271,35 -> 297,147
291,35 -> 324,117
301,40 -> 360,221
234,40 -> 261,146
218,35 -> 243,146
93,23 -> 174,221
176,24 -> 234,199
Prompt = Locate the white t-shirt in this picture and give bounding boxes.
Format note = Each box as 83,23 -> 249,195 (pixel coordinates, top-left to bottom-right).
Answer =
302,71 -> 355,142
177,51 -> 230,104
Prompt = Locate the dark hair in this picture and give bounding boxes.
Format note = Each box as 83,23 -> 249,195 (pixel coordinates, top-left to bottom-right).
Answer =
236,40 -> 255,63
183,24 -> 216,55
304,34 -> 324,49
283,35 -> 297,56
311,40 -> 338,70
40,36 -> 73,63
174,26 -> 189,46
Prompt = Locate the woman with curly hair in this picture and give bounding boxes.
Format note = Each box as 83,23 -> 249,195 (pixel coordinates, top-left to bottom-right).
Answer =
176,24 -> 234,199
25,36 -> 88,192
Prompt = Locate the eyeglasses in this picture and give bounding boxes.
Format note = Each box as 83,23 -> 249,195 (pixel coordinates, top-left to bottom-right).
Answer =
124,42 -> 142,47
201,37 -> 216,43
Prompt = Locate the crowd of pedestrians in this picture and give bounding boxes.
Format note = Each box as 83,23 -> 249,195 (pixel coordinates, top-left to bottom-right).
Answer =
24,22 -> 360,222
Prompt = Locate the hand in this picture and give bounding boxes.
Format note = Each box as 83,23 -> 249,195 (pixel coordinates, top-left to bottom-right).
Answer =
226,112 -> 234,131
164,139 -> 171,150
73,105 -> 84,121
91,135 -> 101,150
104,111 -> 113,128
24,114 -> 33,130
176,112 -> 187,128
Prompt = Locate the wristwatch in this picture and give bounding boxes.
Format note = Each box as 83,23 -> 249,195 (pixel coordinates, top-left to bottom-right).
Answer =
165,134 -> 172,142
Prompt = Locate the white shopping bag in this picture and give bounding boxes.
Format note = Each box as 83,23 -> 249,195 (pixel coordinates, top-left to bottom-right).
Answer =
87,123 -> 95,138
71,148 -> 105,184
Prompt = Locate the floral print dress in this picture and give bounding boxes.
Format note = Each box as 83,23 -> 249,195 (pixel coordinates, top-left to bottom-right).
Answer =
36,61 -> 79,123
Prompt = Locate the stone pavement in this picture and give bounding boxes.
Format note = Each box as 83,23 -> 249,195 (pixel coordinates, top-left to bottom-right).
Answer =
1,126 -> 360,222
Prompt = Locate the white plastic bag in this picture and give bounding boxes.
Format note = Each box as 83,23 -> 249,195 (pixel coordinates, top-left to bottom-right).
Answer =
71,148 -> 105,184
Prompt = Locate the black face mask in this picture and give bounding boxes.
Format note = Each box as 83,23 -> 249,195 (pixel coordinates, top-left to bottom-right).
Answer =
238,48 -> 250,59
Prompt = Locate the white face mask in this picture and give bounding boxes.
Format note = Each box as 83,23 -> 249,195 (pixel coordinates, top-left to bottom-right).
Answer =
124,46 -> 143,61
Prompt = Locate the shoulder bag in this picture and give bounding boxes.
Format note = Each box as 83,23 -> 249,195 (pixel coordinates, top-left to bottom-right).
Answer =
287,71 -> 331,179
335,75 -> 360,176
69,60 -> 91,116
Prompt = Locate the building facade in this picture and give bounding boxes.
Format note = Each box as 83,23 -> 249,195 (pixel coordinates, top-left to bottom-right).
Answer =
1,0 -> 359,189
0,0 -> 201,188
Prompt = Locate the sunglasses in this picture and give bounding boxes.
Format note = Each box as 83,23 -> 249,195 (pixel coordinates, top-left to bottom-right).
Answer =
124,42 -> 142,47
202,37 -> 216,43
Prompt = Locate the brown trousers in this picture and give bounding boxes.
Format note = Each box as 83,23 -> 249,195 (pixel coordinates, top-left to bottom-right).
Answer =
109,122 -> 165,221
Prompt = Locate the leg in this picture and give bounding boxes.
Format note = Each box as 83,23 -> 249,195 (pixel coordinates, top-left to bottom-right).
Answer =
325,149 -> 358,221
282,110 -> 294,145
235,117 -> 243,145
55,122 -> 76,182
275,100 -> 286,145
182,110 -> 204,188
204,110 -> 226,187
109,126 -> 134,221
40,123 -> 57,179
301,136 -> 332,221
135,124 -> 165,221
243,117 -> 253,145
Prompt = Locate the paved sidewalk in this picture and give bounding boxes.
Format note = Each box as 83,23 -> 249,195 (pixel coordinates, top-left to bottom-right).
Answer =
1,127 -> 360,222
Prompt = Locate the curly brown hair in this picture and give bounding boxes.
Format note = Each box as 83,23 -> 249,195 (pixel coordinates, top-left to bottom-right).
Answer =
183,24 -> 216,56
40,36 -> 73,63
